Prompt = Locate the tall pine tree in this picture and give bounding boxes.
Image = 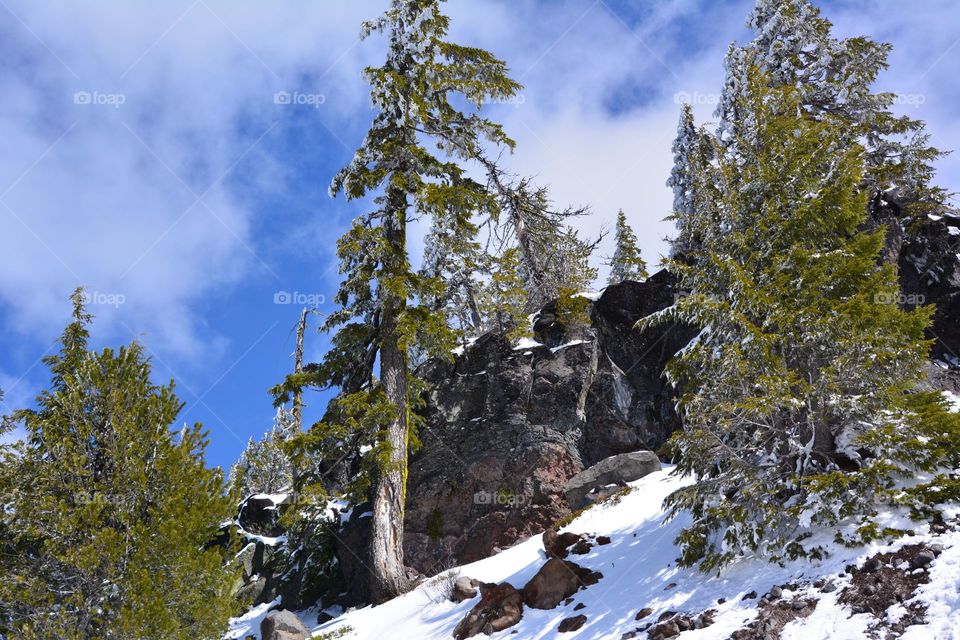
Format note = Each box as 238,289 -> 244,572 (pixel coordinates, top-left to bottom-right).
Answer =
324,0 -> 521,602
647,72 -> 960,572
0,289 -> 236,639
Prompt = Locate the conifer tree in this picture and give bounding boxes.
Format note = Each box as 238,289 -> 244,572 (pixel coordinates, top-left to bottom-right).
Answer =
667,104 -> 715,258
646,72 -> 960,572
607,210 -> 648,284
228,407 -> 296,497
0,289 -> 236,639
324,0 -> 521,602
717,0 -> 947,217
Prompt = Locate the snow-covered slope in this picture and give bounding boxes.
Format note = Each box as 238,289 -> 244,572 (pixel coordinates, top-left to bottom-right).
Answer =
231,464 -> 960,639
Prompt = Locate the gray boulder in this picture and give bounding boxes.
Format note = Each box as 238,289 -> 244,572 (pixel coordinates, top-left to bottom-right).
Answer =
563,451 -> 661,509
260,609 -> 310,640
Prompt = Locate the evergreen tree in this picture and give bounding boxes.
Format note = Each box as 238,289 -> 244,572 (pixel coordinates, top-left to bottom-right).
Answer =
667,104 -> 714,258
228,407 -> 296,497
0,289 -> 236,639
646,72 -> 960,572
324,0 -> 520,602
607,209 -> 648,284
717,0 -> 947,217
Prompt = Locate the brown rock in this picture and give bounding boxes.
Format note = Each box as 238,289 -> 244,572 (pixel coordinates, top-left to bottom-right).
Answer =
635,607 -> 653,620
542,527 -> 583,560
558,614 -> 587,632
453,582 -> 524,640
522,559 -> 603,609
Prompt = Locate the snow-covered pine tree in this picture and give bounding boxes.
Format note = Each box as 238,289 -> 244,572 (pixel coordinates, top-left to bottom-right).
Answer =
607,209 -> 648,284
718,0 -> 947,217
667,104 -> 715,258
324,0 -> 521,602
228,406 -> 296,497
0,289 -> 236,639
645,72 -> 960,572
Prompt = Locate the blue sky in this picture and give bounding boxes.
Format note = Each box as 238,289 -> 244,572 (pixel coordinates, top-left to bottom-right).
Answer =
1,0 -> 957,470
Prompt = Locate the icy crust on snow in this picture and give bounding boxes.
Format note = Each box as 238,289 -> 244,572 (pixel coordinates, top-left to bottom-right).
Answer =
303,467 -> 960,639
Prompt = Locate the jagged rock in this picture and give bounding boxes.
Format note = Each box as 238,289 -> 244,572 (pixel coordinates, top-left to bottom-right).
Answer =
543,527 -> 583,559
453,582 -> 524,639
563,452 -> 661,510
260,609 -> 310,640
558,614 -> 588,632
452,576 -> 481,602
522,558 -> 602,609
238,494 -> 285,537
402,273 -> 692,576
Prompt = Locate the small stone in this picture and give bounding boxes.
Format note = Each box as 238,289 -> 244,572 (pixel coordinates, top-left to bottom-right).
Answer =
664,582 -> 677,591
930,544 -> 944,555
717,597 -> 727,605
791,600 -> 806,611
863,584 -> 877,596
558,615 -> 587,633
574,602 -> 586,611
911,550 -> 936,569
742,590 -> 757,601
620,633 -> 637,640
768,586 -> 782,599
821,582 -> 837,594
676,616 -> 691,631
635,607 -> 653,620
596,535 -> 612,545
657,611 -> 676,622
861,557 -> 881,573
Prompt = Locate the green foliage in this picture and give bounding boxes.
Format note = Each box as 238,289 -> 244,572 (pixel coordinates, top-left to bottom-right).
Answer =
649,71 -> 960,572
0,290 -> 236,639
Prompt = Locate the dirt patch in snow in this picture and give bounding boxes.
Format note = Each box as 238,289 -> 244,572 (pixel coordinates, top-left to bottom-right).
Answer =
838,543 -> 936,637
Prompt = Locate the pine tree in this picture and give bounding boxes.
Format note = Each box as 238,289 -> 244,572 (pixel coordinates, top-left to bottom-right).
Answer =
324,0 -> 521,602
607,210 -> 648,284
645,72 -> 960,572
228,407 -> 296,497
717,0 -> 947,217
0,289 -> 237,639
667,104 -> 714,258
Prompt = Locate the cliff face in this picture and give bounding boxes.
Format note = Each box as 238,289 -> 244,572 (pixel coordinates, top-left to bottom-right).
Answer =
402,270 -> 697,575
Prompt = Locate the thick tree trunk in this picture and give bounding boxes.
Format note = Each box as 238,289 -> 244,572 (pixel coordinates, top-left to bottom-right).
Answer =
369,189 -> 411,604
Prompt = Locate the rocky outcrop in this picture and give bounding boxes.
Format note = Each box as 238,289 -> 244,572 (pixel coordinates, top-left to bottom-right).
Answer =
403,271 -> 694,575
897,209 -> 960,362
563,451 -> 661,510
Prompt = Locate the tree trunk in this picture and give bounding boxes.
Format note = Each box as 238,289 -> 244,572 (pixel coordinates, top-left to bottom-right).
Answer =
369,187 -> 411,604
293,306 -> 308,434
